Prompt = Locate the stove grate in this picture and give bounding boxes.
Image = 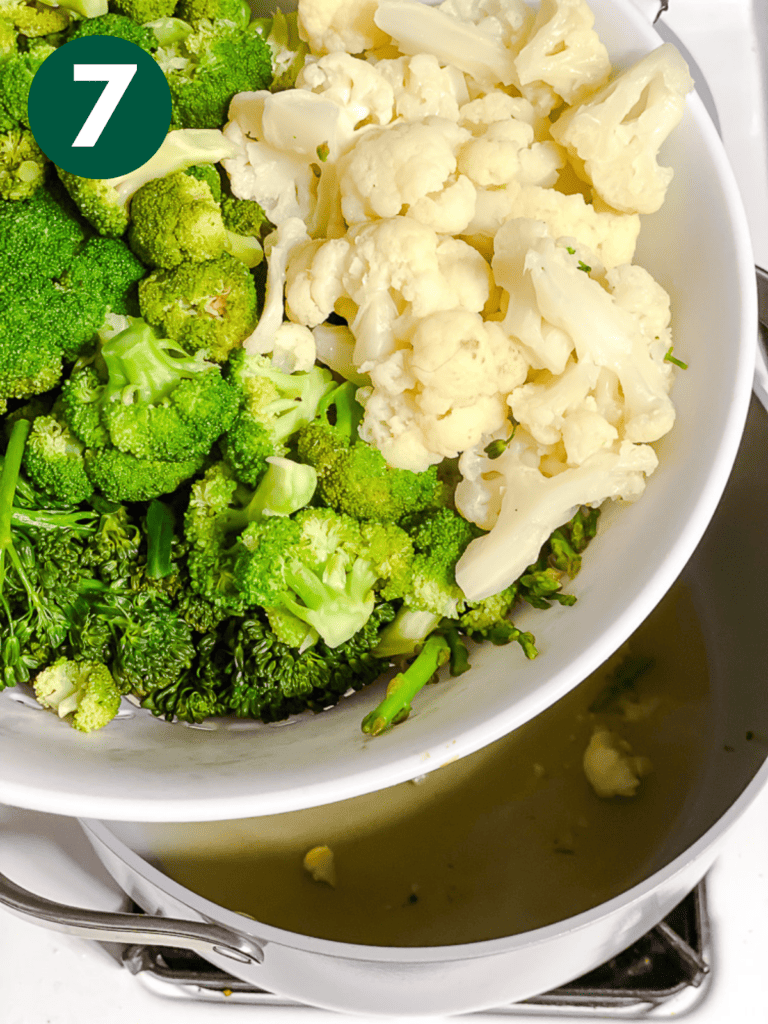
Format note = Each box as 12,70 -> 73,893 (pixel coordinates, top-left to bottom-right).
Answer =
121,881 -> 710,1015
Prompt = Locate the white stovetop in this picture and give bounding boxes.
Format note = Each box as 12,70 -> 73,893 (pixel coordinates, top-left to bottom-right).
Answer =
1,2 -> 767,1021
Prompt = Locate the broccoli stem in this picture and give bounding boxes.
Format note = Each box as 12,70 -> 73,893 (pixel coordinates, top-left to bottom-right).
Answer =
317,381 -> 364,444
146,499 -> 175,579
0,419 -> 31,597
361,633 -> 450,736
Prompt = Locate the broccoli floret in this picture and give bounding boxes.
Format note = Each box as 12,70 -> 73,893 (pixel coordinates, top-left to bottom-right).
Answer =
220,411 -> 275,487
67,12 -> 159,50
226,349 -> 336,450
297,383 -> 446,524
252,9 -> 308,92
175,0 -> 250,28
155,19 -> 272,129
57,127 -> 239,237
0,43 -> 54,132
33,657 -> 120,732
21,414 -> 93,504
138,253 -> 259,362
233,508 -> 405,649
0,1 -> 69,40
184,162 -> 223,200
60,366 -> 110,449
110,0 -> 174,19
0,18 -> 17,57
84,447 -> 206,502
111,598 -> 196,696
66,317 -> 238,464
128,170 -> 227,268
220,195 -> 267,267
0,127 -> 46,201
401,508 -> 478,618
222,603 -> 395,723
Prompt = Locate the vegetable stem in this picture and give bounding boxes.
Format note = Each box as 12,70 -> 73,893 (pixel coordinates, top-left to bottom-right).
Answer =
361,633 -> 450,736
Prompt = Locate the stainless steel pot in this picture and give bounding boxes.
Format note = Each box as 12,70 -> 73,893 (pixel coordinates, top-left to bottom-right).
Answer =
2,396 -> 766,1016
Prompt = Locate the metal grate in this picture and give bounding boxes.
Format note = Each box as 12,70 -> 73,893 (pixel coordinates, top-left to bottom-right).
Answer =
121,881 -> 710,1015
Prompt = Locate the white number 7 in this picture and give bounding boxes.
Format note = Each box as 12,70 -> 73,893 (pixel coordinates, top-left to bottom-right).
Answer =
72,64 -> 137,148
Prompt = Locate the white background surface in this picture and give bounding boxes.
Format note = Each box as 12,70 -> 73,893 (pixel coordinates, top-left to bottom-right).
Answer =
1,1 -> 767,1021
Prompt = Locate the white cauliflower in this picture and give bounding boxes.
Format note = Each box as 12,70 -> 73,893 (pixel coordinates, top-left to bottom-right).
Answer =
285,237 -> 351,327
377,53 -> 470,122
454,433 -> 658,600
459,90 -> 537,130
550,43 -> 694,214
469,183 -> 640,270
514,0 -> 611,105
338,117 -> 471,226
374,0 -> 519,89
297,0 -> 389,55
270,322 -> 317,374
583,728 -> 653,798
525,237 -> 676,443
296,52 -> 396,127
312,322 -> 371,385
458,117 -> 564,189
509,357 -> 601,445
243,218 -> 312,355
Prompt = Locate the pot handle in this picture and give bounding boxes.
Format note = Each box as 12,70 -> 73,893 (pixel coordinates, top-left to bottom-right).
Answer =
0,867 -> 264,966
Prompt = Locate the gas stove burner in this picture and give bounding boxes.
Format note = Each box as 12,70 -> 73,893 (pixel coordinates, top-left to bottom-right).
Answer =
119,882 -> 710,1015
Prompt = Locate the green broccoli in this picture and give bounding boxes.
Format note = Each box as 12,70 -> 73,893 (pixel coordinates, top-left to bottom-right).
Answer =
0,42 -> 54,133
154,18 -> 273,129
233,507 -> 409,649
110,597 -> 196,696
252,9 -> 308,92
138,253 -> 259,362
174,0 -> 250,28
84,446 -> 206,502
399,508 -> 478,619
0,127 -> 46,201
220,410 -> 275,487
33,657 -> 120,732
0,17 -> 17,57
110,0 -> 175,20
21,414 -> 93,505
128,171 -> 228,268
62,317 -> 238,464
0,1 -> 69,40
220,195 -> 267,268
57,127 -> 239,237
361,633 -> 450,736
226,349 -> 336,450
67,11 -> 159,51
184,162 -> 223,199
297,383 -> 446,524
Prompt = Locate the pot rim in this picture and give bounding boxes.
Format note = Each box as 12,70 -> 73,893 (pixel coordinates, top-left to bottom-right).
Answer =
80,750 -> 768,964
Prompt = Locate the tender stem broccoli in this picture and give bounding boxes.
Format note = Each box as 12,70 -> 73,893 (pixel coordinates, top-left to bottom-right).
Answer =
361,633 -> 450,736
138,253 -> 259,363
0,127 -> 46,201
33,657 -> 120,732
145,499 -> 175,579
57,128 -> 239,237
154,18 -> 273,129
296,383 -> 446,524
372,607 -> 442,658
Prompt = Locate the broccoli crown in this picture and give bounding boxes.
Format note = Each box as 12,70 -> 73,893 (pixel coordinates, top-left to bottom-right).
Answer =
128,171 -> 227,269
0,17 -> 17,58
138,253 -> 259,363
222,603 -> 394,723
402,508 -> 479,618
233,507 -> 404,649
21,414 -> 93,504
155,19 -> 273,129
67,12 -> 158,50
0,44 -> 54,132
111,597 -> 196,696
64,318 -> 238,464
183,162 -> 223,200
458,586 -> 517,637
0,189 -> 145,400
84,446 -> 206,502
296,384 -> 446,524
33,657 -> 120,732
55,169 -> 130,238
0,127 -> 46,202
226,349 -> 336,448
175,0 -> 250,28
221,411 -> 275,488
220,195 -> 267,237
110,0 -> 176,21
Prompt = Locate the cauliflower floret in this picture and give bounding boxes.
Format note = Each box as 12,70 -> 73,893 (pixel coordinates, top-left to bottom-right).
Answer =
583,728 -> 653,798
459,90 -> 537,130
492,218 -> 575,374
312,322 -> 371,385
458,117 -> 564,189
338,118 -> 471,226
550,43 -> 694,215
374,0 -> 518,90
297,0 -> 389,55
514,0 -> 611,105
509,357 -> 601,445
525,236 -> 676,443
408,174 -> 478,236
376,53 -> 470,122
454,435 -> 658,600
560,406 -> 618,465
244,218 -> 312,354
270,322 -> 317,373
285,237 -> 351,327
607,263 -> 673,364
470,184 -> 640,270
296,52 -> 396,127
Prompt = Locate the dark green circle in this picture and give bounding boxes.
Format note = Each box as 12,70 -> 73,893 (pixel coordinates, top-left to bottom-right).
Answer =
28,36 -> 172,179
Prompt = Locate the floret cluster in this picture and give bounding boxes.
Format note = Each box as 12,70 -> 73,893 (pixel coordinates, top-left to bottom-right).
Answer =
0,0 -> 685,735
